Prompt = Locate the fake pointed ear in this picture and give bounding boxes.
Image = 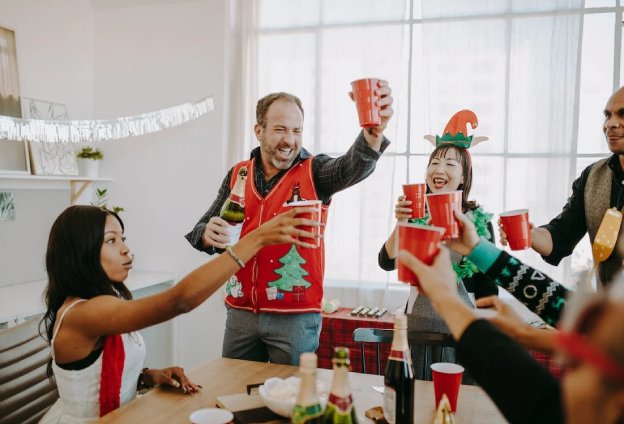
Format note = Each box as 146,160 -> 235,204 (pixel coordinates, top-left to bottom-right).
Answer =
470,136 -> 489,148
424,135 -> 437,147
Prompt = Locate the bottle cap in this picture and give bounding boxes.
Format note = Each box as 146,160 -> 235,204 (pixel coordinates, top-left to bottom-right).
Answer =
332,347 -> 350,365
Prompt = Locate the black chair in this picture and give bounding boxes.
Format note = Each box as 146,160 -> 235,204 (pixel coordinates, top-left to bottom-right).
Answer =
0,316 -> 59,424
352,327 -> 456,376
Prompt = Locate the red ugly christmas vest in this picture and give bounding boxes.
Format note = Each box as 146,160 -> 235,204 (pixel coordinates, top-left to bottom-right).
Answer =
224,157 -> 329,313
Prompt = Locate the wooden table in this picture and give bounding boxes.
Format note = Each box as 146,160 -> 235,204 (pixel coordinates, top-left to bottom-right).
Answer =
96,357 -> 507,423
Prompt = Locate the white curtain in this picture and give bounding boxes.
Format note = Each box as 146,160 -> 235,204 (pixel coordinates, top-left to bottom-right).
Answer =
0,26 -> 22,118
233,0 -> 595,309
224,0 -> 259,167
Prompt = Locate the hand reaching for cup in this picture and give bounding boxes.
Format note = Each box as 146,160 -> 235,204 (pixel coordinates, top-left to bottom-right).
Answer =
398,247 -> 458,303
444,210 -> 481,256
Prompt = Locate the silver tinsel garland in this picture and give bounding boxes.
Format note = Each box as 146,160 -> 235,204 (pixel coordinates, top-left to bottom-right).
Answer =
0,97 -> 214,143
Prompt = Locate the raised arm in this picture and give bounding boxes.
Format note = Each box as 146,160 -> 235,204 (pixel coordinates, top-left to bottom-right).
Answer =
63,207 -> 320,338
397,249 -> 562,423
448,211 -> 568,326
313,80 -> 393,201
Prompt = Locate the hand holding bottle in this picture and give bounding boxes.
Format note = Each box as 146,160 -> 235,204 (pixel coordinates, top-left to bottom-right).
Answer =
202,216 -> 232,249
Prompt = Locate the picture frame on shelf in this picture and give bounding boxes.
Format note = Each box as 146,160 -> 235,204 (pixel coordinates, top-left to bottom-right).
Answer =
21,97 -> 68,120
0,25 -> 30,175
0,140 -> 31,175
28,142 -> 78,176
21,98 -> 77,176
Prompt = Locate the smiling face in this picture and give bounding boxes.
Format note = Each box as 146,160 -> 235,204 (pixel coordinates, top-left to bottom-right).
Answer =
426,147 -> 465,193
603,87 -> 624,155
255,99 -> 304,179
100,215 -> 132,283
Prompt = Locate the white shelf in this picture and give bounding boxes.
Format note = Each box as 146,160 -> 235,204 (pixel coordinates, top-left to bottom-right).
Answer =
0,271 -> 176,327
0,174 -> 113,203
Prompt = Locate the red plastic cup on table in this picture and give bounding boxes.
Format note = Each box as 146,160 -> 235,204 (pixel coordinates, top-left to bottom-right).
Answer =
499,209 -> 531,250
426,190 -> 463,239
431,362 -> 464,412
397,222 -> 445,288
402,183 -> 427,219
285,200 -> 322,248
351,78 -> 381,128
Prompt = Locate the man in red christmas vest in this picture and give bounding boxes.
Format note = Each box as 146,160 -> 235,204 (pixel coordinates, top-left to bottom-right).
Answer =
185,84 -> 394,365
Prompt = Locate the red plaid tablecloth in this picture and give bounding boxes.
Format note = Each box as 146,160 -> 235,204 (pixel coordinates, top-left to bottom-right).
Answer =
317,307 -> 394,375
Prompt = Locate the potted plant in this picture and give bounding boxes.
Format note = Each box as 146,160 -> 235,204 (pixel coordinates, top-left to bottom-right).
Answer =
91,188 -> 124,214
76,147 -> 103,178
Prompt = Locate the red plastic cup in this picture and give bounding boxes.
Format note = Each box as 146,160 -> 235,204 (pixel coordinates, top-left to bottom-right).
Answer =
397,222 -> 445,288
402,183 -> 427,219
351,78 -> 381,128
431,362 -> 464,412
286,200 -> 322,248
499,209 -> 531,250
426,191 -> 463,239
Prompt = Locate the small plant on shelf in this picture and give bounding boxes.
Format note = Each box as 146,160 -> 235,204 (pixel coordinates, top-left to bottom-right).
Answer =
77,147 -> 104,160
91,188 -> 124,214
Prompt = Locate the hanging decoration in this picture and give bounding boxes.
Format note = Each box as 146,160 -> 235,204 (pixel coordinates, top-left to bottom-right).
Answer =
0,97 -> 214,143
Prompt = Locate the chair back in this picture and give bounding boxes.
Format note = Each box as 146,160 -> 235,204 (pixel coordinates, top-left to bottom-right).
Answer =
352,328 -> 393,375
352,327 -> 456,376
0,316 -> 59,424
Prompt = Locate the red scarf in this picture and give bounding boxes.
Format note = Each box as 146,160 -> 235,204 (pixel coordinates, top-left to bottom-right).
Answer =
99,334 -> 125,416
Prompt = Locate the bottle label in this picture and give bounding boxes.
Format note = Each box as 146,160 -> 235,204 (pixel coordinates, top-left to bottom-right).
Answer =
388,349 -> 411,363
292,403 -> 323,423
383,386 -> 397,424
327,393 -> 354,414
226,222 -> 243,246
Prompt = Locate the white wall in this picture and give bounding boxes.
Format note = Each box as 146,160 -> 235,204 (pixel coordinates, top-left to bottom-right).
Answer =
0,0 -> 231,368
92,0 -> 229,367
0,0 -> 95,286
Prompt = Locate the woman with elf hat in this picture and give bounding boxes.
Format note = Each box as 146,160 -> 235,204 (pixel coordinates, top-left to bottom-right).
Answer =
378,110 -> 498,380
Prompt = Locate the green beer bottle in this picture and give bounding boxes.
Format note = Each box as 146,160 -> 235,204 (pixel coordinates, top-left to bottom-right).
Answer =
219,166 -> 247,247
323,347 -> 358,423
292,353 -> 324,424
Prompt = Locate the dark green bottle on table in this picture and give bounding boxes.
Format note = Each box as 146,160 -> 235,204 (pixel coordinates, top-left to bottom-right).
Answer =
292,353 -> 324,424
323,347 -> 358,423
219,166 -> 247,246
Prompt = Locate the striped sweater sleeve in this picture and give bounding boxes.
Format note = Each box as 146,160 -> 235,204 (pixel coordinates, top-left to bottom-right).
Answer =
467,240 -> 568,326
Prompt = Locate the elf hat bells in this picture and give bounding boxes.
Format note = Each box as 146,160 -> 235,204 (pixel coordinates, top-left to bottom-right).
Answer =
424,109 -> 489,149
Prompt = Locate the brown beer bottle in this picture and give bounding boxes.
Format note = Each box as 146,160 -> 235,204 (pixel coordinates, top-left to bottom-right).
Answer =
383,313 -> 414,424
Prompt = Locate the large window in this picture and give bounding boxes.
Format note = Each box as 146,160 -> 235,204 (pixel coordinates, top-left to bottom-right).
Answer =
249,0 -> 622,289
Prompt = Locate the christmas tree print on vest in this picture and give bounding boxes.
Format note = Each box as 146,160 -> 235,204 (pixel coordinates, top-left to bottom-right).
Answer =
267,244 -> 311,303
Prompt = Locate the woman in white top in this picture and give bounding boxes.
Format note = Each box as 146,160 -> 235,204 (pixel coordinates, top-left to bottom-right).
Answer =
39,204 -> 319,423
